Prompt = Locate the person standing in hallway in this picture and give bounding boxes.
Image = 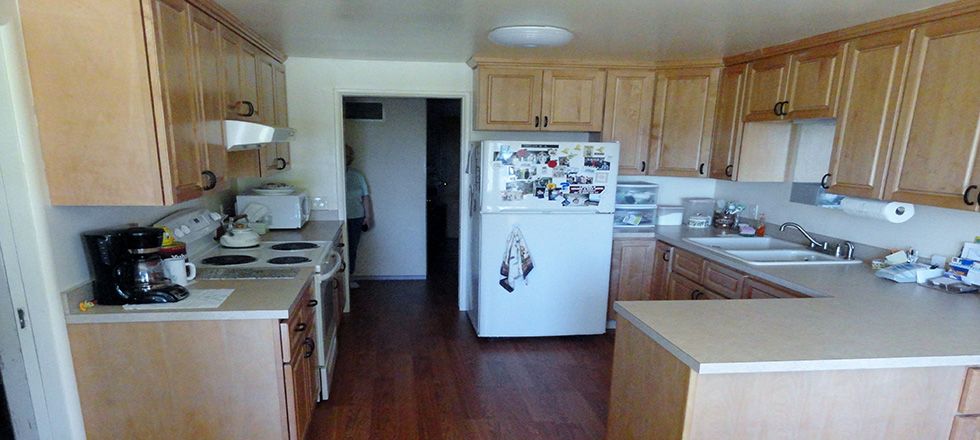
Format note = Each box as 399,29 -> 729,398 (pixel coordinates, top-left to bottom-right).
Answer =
345,144 -> 374,288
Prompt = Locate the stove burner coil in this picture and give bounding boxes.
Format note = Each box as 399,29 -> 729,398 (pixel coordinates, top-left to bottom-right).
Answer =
201,255 -> 258,266
270,242 -> 321,251
267,256 -> 312,265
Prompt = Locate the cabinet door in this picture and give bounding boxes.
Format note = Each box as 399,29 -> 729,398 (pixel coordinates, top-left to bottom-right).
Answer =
884,13 -> 980,211
666,271 -> 698,300
950,415 -> 979,440
670,248 -> 704,283
607,239 -> 658,320
784,42 -> 846,119
255,55 -> 279,175
272,62 -> 291,171
239,42 -> 260,122
709,65 -> 747,180
149,0 -> 204,204
743,55 -> 789,122
219,26 -> 247,120
601,70 -> 657,175
648,68 -> 719,177
651,242 -> 673,301
700,261 -> 745,299
827,29 -> 912,199
742,277 -> 808,299
476,67 -> 543,130
190,8 -> 227,192
541,69 -> 606,131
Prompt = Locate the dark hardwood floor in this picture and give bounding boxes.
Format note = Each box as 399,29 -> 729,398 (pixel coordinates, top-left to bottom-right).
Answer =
309,262 -> 615,439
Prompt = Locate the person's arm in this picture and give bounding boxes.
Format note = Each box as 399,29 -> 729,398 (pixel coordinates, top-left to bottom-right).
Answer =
361,195 -> 375,230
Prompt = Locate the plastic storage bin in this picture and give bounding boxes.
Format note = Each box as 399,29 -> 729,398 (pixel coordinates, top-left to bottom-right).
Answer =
615,182 -> 659,207
614,207 -> 657,228
656,205 -> 684,225
682,198 -> 715,226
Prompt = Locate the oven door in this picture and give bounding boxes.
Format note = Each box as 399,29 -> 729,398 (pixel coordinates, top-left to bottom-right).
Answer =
314,250 -> 342,401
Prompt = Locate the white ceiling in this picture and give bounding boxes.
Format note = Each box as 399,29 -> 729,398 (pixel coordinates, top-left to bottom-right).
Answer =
215,0 -> 951,62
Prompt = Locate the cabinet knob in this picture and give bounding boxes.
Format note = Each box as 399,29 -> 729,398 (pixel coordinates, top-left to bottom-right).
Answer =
307,299 -> 318,308
699,163 -> 706,175
201,170 -> 217,190
543,116 -> 549,128
820,173 -> 832,190
662,251 -> 670,262
275,157 -> 287,170
964,185 -> 978,206
773,102 -> 782,116
725,165 -> 733,178
303,337 -> 315,358
234,100 -> 255,117
294,322 -> 307,332
691,290 -> 703,300
640,160 -> 646,173
534,116 -> 540,128
779,101 -> 789,116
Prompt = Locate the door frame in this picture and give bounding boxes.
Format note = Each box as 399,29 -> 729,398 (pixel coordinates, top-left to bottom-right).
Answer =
0,5 -> 86,438
333,90 -> 473,311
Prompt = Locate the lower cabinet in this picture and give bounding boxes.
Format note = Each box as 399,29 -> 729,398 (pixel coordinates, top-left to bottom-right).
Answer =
607,238 -> 659,319
68,277 -> 320,440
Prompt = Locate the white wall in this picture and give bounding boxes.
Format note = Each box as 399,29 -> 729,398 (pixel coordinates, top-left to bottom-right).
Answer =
344,98 -> 427,278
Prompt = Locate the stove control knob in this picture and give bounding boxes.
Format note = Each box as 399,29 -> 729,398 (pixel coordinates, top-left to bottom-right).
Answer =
173,229 -> 186,238
209,212 -> 222,221
180,225 -> 192,234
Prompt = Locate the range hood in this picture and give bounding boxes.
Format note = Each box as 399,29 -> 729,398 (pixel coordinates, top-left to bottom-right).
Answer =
223,120 -> 296,151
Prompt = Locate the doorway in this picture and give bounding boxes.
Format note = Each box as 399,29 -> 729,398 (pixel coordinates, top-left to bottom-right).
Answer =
340,96 -> 463,289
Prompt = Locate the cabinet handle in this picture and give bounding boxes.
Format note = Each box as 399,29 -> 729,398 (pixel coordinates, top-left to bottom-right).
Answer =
201,170 -> 217,190
662,251 -> 670,262
964,185 -> 978,206
307,299 -> 318,308
773,101 -> 782,116
339,261 -> 347,272
543,116 -> 549,127
820,173 -> 832,189
725,165 -> 733,178
234,100 -> 255,117
275,157 -> 287,170
303,337 -> 315,358
294,323 -> 307,332
780,101 -> 790,116
698,163 -> 706,175
691,290 -> 703,300
640,160 -> 646,173
534,116 -> 540,128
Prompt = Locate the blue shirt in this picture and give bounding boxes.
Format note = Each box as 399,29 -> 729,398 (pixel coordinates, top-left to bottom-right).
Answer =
345,168 -> 369,219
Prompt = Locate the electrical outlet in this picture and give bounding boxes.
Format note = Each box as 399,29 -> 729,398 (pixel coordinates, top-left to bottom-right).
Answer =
311,197 -> 328,210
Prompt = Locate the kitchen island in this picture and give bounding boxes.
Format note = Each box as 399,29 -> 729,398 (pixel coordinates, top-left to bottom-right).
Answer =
607,227 -> 980,439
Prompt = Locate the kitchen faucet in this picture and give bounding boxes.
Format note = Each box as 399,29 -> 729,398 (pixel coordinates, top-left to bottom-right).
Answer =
779,222 -> 829,251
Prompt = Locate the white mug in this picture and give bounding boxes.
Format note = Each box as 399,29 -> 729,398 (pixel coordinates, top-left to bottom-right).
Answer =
163,257 -> 196,287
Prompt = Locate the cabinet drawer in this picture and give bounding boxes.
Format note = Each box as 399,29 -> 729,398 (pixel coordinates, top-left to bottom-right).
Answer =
950,415 -> 979,440
671,248 -> 704,282
742,278 -> 809,299
280,277 -> 315,363
700,261 -> 746,299
960,368 -> 980,414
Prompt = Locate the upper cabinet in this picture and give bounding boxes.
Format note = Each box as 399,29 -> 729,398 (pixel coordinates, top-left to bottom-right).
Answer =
18,0 -> 286,205
741,43 -> 845,122
228,54 -> 291,178
709,64 -> 747,180
884,12 -> 980,211
474,66 -> 605,131
647,68 -> 720,177
601,70 -> 658,175
826,29 -> 912,199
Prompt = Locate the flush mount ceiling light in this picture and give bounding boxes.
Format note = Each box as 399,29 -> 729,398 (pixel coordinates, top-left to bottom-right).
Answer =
488,25 -> 574,48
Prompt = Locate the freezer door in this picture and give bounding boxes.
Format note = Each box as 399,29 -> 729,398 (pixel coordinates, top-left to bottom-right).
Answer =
481,141 -> 620,213
477,213 -> 613,337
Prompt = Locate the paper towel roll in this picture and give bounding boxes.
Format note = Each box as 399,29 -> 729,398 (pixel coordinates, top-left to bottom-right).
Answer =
839,197 -> 915,223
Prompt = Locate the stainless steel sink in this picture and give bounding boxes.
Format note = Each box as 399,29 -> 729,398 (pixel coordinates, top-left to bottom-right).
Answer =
684,236 -> 862,266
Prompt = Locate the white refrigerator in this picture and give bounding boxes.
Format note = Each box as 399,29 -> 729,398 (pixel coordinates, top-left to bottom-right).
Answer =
468,141 -> 620,337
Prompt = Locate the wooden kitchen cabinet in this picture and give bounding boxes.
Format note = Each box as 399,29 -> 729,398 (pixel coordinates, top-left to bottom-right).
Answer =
647,68 -> 720,177
19,0 -> 285,205
190,7 -> 228,192
783,42 -> 846,119
601,70 -> 658,175
700,260 -> 746,299
826,29 -> 912,199
667,271 -> 723,300
608,239 -> 658,320
227,54 -> 291,178
884,12 -> 980,212
670,247 -> 704,282
709,64 -> 747,180
281,280 -> 319,440
742,55 -> 791,122
474,66 -> 605,131
651,242 -> 673,301
950,415 -> 980,440
741,277 -> 808,299
273,64 -> 292,170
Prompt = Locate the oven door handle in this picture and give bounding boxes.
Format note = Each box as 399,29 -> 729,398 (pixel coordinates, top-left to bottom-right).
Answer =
315,250 -> 344,283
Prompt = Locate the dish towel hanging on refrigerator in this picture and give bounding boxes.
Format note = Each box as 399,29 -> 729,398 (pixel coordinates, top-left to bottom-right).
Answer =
499,225 -> 534,292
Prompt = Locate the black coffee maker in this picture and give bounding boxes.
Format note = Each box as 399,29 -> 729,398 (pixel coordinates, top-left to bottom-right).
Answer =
83,227 -> 189,304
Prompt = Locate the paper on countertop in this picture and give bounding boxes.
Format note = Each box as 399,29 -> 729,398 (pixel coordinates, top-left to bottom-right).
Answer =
961,242 -> 980,260
122,289 -> 234,311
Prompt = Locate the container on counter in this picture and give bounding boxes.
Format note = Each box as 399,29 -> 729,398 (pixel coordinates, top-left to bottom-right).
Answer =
682,197 -> 715,227
615,182 -> 659,206
656,205 -> 684,226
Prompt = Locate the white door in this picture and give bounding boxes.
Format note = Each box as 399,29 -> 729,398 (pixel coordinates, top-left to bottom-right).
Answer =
477,213 -> 613,337
0,246 -> 39,439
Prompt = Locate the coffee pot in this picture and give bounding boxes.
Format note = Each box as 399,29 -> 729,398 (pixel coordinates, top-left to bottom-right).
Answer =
119,227 -> 189,303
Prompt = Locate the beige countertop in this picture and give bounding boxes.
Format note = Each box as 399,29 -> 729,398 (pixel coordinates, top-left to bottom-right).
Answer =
615,226 -> 980,374
65,221 -> 344,325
